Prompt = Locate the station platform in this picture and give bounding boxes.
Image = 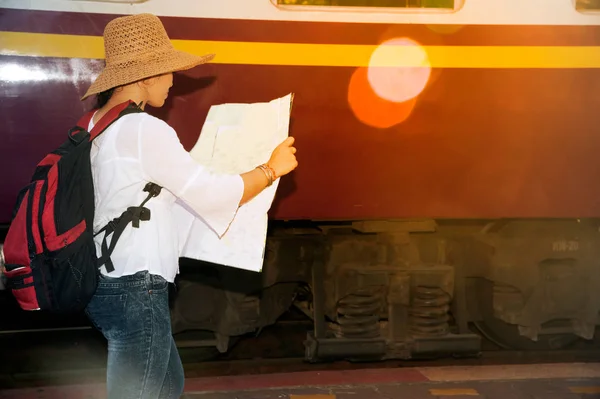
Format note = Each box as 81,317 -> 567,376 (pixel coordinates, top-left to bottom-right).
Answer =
1,362 -> 599,399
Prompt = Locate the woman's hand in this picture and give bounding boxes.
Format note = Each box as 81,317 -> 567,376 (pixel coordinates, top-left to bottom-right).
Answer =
238,136 -> 298,205
267,137 -> 298,178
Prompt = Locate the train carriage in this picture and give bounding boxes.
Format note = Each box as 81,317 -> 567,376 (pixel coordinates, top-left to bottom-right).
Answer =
1,0 -> 599,360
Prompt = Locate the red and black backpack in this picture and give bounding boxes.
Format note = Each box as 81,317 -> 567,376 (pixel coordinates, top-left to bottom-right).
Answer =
2,100 -> 161,313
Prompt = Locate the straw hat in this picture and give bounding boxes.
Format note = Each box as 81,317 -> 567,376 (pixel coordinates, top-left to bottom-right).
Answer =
82,13 -> 214,100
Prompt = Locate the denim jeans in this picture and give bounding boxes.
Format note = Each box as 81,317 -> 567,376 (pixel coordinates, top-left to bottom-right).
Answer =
85,271 -> 184,399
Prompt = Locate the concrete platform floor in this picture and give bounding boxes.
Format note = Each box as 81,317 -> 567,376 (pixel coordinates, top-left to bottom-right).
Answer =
1,362 -> 599,399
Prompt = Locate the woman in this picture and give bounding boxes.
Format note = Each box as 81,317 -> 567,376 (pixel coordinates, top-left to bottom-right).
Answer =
81,13 -> 298,399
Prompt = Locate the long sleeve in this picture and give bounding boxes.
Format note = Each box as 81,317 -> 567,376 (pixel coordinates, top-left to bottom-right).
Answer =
136,116 -> 244,237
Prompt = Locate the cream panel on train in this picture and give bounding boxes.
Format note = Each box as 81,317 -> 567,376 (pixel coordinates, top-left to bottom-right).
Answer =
1,0 -> 599,25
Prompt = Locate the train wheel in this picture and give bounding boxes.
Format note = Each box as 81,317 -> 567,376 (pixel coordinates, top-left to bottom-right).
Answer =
472,219 -> 598,351
472,277 -> 581,350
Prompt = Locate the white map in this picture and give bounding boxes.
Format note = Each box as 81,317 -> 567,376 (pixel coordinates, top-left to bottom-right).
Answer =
173,93 -> 293,272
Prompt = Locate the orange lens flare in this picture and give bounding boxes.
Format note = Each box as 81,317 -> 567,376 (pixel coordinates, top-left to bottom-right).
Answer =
347,37 -> 431,129
348,67 -> 417,129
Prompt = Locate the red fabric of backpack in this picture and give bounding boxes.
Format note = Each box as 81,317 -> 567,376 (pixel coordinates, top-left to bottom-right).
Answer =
2,100 -> 161,313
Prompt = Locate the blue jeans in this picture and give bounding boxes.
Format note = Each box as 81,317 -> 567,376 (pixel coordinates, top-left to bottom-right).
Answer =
85,271 -> 184,399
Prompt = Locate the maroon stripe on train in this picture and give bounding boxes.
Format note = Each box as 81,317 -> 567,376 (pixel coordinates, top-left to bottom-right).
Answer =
1,8 -> 600,46
1,55 -> 600,223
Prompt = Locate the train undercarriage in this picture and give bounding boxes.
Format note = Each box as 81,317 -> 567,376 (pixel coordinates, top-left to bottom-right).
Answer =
167,218 -> 600,361
2,218 -> 600,361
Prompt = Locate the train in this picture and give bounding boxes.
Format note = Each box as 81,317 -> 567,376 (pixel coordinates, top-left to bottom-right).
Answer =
1,0 -> 599,361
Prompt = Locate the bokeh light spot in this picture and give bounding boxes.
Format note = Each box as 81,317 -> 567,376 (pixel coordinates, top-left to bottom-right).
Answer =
348,67 -> 417,129
367,38 -> 431,104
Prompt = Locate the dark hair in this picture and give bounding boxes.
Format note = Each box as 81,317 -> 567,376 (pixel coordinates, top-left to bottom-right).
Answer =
94,87 -> 116,109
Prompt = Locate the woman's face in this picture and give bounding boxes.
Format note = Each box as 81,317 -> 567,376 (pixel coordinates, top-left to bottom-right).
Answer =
144,73 -> 173,108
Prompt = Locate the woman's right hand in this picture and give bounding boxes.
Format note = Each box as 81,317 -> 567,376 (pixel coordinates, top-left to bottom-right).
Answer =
239,137 -> 298,205
267,137 -> 298,178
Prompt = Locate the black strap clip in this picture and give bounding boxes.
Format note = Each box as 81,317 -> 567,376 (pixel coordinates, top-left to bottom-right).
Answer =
96,182 -> 163,273
143,182 -> 162,198
128,206 -> 151,228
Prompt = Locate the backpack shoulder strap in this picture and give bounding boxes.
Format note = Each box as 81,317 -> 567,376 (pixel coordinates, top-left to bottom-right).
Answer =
69,100 -> 142,142
86,101 -> 161,274
89,100 -> 142,140
76,110 -> 96,132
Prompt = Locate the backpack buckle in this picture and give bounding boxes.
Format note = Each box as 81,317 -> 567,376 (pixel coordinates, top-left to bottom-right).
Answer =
127,206 -> 151,228
68,127 -> 88,145
143,183 -> 162,198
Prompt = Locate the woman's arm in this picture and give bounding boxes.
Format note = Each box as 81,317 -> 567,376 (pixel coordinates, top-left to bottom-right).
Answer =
136,117 -> 297,235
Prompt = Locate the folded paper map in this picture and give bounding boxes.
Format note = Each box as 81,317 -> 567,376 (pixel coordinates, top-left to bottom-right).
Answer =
173,93 -> 294,272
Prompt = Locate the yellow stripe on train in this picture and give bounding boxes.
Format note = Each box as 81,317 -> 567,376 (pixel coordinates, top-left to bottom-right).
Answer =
1,31 -> 600,68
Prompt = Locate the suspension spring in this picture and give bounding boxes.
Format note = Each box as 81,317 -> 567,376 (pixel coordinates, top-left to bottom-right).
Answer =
408,286 -> 451,337
336,287 -> 384,339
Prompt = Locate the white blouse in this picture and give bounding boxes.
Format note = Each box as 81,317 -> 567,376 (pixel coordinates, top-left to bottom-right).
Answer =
88,112 -> 244,282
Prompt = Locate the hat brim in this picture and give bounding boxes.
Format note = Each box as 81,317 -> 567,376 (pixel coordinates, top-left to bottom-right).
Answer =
81,49 -> 215,101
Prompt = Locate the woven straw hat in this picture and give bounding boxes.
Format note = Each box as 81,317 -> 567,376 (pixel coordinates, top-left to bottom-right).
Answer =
82,13 -> 214,100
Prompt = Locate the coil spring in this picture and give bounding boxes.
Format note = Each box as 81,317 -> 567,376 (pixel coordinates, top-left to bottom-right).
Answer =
408,286 -> 451,337
336,287 -> 384,339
